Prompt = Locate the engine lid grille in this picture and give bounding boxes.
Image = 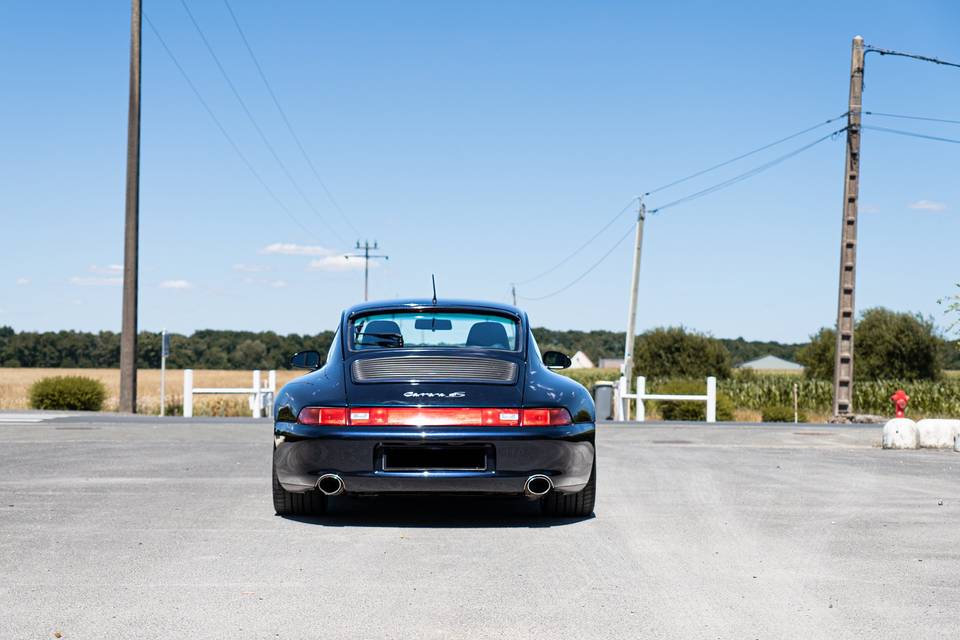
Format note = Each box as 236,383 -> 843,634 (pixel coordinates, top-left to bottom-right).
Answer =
351,355 -> 518,384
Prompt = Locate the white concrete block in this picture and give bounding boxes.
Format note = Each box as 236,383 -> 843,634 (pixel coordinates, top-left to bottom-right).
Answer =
882,418 -> 918,449
916,419 -> 960,449
954,434 -> 960,453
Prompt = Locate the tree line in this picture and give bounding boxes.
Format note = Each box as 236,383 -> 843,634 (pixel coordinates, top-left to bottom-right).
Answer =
0,326 -> 334,370
1,307 -> 956,373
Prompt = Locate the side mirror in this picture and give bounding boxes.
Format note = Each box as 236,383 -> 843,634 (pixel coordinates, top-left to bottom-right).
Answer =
542,350 -> 571,370
290,350 -> 322,370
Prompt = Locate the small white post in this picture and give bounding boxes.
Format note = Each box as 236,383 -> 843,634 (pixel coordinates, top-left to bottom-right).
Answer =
159,329 -> 166,417
793,382 -> 799,424
617,375 -> 630,422
706,376 -> 717,423
636,376 -> 646,422
252,369 -> 262,418
265,370 -> 277,416
183,369 -> 194,418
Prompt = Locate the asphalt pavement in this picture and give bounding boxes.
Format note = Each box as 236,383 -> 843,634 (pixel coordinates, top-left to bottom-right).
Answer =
1,413 -> 958,639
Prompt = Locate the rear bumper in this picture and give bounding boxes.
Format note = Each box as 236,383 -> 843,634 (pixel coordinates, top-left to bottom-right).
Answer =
273,423 -> 595,495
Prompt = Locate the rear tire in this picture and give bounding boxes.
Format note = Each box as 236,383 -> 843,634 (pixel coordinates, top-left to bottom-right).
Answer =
273,458 -> 327,516
540,460 -> 596,518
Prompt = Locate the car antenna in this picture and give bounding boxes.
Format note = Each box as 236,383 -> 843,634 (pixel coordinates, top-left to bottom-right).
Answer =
431,274 -> 438,305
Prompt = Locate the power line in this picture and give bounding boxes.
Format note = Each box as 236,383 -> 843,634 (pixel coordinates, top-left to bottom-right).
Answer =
861,124 -> 960,145
865,46 -> 960,70
144,15 -> 324,242
179,0 -> 344,243
644,112 -> 848,196
515,197 -> 637,286
519,223 -> 635,301
222,0 -> 360,237
864,111 -> 960,126
650,127 -> 846,214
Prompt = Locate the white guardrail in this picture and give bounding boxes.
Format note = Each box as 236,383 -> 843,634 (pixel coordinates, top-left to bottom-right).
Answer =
615,375 -> 717,423
182,369 -> 277,418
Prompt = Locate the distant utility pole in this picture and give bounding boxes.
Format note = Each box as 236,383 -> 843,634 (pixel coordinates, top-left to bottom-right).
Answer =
621,198 -> 646,420
119,0 -> 142,414
511,283 -> 517,307
832,35 -> 864,418
346,240 -> 389,301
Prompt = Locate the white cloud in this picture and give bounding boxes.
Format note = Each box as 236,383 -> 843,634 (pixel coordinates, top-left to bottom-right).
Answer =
307,255 -> 369,272
15,277 -> 30,286
242,277 -> 288,289
89,264 -> 123,275
159,279 -> 192,290
909,200 -> 947,212
260,243 -> 336,256
70,276 -> 122,286
233,263 -> 270,273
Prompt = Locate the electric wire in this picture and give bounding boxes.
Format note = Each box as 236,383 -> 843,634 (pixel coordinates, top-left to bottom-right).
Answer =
644,112 -> 849,196
179,0 -> 344,242
514,197 -> 638,286
222,0 -> 360,237
864,111 -> 960,126
861,124 -> 960,145
518,223 -> 636,301
866,46 -> 960,70
650,127 -> 846,214
144,15 -> 325,242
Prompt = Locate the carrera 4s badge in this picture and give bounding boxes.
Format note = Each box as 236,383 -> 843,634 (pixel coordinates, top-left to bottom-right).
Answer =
403,391 -> 466,398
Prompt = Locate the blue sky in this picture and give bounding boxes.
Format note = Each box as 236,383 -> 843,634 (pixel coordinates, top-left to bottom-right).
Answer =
2,1 -> 958,342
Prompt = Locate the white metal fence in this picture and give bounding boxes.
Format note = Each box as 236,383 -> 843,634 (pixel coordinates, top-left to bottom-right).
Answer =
615,375 -> 717,422
182,369 -> 277,418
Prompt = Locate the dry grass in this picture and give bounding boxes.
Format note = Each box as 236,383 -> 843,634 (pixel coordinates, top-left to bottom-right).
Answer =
0,368 -> 306,415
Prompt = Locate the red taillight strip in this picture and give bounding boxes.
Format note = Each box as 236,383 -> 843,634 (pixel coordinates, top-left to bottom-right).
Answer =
297,406 -> 573,427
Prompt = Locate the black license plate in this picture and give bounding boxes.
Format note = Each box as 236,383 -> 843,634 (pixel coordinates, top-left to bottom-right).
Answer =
381,446 -> 489,471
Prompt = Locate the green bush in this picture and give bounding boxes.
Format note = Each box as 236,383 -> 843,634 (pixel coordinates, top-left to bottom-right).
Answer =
634,327 -> 732,380
28,376 -> 106,411
651,379 -> 734,421
761,405 -> 807,423
798,307 -> 944,381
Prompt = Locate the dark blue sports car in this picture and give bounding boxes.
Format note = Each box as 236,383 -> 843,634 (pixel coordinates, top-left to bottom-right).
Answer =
272,299 -> 596,517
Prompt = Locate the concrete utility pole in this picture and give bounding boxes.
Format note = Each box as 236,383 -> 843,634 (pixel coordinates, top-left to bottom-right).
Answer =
621,198 -> 646,420
119,0 -> 142,414
511,283 -> 517,307
832,35 -> 865,417
346,241 -> 389,301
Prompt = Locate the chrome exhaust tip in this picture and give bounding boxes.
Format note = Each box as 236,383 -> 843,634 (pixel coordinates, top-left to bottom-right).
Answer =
316,473 -> 344,496
524,474 -> 553,498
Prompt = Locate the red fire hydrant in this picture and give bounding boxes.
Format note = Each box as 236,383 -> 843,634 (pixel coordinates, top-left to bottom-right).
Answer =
890,389 -> 909,418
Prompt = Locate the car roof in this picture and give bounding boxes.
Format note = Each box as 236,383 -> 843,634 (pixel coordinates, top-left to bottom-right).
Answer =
344,298 -> 523,318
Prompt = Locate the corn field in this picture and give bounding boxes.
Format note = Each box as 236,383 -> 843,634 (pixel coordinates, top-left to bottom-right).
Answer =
560,370 -> 960,417
719,376 -> 960,417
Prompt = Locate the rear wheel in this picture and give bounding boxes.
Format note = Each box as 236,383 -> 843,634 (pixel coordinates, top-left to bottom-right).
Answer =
273,458 -> 326,516
540,460 -> 596,518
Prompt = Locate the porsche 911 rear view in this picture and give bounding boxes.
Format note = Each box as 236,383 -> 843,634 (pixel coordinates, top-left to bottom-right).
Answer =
272,299 -> 596,518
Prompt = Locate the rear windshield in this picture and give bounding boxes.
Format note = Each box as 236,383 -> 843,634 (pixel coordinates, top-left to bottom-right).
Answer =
350,311 -> 519,351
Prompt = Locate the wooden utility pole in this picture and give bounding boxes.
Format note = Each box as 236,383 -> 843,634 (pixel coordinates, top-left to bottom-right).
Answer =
832,35 -> 864,417
119,0 -> 142,414
346,241 -> 389,301
621,198 -> 645,420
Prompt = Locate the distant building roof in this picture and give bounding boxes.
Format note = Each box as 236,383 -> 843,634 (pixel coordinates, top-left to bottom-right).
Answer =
737,355 -> 803,371
569,351 -> 595,369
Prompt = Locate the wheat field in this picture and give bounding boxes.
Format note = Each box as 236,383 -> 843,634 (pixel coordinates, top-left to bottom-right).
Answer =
0,368 -> 307,414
